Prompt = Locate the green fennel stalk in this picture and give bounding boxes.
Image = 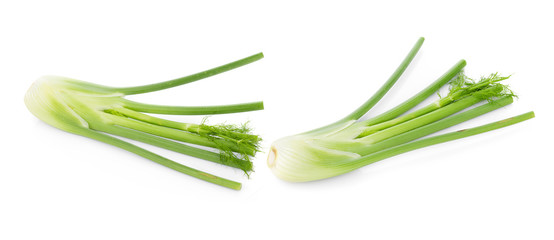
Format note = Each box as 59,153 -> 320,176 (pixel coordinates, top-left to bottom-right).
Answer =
267,38 -> 534,182
25,53 -> 264,190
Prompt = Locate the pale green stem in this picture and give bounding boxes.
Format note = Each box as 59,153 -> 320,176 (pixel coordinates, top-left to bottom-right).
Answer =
93,124 -> 252,171
305,37 -> 425,135
346,111 -> 535,169
356,96 -> 514,156
363,59 -> 466,126
69,126 -> 242,190
121,99 -> 264,115
108,107 -> 258,146
359,95 -> 483,143
108,107 -> 207,133
114,53 -> 264,95
358,97 -> 453,137
105,114 -> 257,156
314,95 -> 493,153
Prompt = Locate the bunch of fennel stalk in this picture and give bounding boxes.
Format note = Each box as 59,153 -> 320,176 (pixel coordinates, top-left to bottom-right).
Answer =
25,53 -> 264,190
267,38 -> 534,182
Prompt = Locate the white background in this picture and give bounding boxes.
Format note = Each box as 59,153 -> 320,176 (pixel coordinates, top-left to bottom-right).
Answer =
1,0 -> 552,239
